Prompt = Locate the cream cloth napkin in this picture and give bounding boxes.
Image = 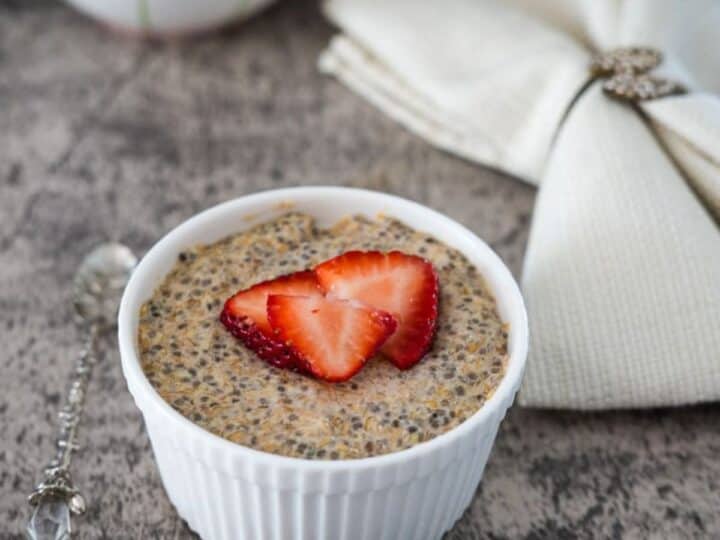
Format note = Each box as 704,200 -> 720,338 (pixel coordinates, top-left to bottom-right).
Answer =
319,0 -> 720,409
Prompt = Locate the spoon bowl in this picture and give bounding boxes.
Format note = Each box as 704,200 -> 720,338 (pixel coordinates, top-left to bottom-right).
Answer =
73,243 -> 137,328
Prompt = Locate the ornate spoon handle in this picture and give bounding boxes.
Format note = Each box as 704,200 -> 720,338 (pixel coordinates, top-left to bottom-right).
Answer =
26,324 -> 98,539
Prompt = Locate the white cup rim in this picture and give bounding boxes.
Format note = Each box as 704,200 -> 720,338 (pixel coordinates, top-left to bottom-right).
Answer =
118,186 -> 528,472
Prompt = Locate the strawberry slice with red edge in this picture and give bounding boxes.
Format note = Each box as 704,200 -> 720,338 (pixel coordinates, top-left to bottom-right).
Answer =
314,251 -> 439,369
219,271 -> 322,370
267,294 -> 397,382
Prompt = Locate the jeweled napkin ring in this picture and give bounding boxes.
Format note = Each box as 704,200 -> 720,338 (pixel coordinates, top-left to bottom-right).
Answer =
590,46 -> 686,102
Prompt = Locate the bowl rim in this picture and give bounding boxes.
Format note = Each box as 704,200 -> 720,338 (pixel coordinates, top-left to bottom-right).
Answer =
118,186 -> 528,472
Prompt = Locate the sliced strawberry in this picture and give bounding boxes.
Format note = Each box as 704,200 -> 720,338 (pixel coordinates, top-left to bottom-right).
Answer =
267,294 -> 397,382
220,271 -> 322,370
223,271 -> 321,334
314,251 -> 439,369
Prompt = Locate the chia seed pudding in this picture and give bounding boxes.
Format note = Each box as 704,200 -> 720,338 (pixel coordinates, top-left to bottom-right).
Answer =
138,212 -> 509,460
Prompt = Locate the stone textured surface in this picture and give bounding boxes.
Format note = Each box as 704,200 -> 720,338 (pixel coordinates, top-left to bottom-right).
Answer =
0,1 -> 718,538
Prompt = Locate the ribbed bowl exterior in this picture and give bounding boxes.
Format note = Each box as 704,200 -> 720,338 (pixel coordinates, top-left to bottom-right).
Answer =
128,377 -> 518,540
119,187 -> 528,540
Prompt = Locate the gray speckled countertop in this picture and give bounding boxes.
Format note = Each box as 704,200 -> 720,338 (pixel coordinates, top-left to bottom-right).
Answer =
1,1 -> 719,538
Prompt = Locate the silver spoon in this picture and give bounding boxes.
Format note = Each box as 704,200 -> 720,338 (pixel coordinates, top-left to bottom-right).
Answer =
26,243 -> 137,540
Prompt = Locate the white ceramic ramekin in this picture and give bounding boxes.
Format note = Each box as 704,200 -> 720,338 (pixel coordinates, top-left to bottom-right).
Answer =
118,187 -> 528,540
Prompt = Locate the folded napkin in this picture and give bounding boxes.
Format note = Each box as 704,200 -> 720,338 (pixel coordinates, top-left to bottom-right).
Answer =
319,0 -> 720,409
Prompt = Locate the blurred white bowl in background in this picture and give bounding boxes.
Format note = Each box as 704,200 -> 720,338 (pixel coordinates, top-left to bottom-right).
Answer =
64,0 -> 277,36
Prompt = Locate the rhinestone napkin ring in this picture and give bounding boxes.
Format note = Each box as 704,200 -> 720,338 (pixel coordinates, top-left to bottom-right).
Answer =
590,46 -> 686,101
